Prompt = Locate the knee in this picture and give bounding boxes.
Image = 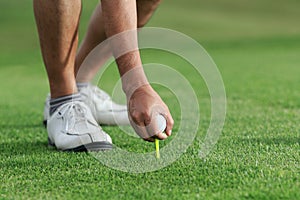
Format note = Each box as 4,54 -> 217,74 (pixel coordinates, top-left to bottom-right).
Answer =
137,0 -> 162,28
137,20 -> 146,29
141,0 -> 162,8
147,0 -> 162,6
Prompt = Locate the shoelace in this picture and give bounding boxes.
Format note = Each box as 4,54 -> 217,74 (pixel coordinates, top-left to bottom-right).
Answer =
59,103 -> 88,132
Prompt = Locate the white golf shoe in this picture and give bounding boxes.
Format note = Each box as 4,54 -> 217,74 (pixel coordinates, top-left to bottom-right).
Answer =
47,101 -> 113,151
43,84 -> 130,126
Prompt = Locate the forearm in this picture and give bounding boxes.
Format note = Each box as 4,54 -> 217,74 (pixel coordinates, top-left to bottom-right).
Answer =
101,0 -> 148,95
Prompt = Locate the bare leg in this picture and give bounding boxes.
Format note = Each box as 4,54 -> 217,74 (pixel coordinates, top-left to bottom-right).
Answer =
136,0 -> 162,27
34,0 -> 82,98
75,0 -> 162,83
75,4 -> 109,83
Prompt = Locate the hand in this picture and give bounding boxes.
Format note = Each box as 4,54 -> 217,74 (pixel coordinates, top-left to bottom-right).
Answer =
127,85 -> 174,142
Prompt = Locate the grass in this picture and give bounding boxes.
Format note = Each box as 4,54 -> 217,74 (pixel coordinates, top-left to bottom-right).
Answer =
0,0 -> 299,199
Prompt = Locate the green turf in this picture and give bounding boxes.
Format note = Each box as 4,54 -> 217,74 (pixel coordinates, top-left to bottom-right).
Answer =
0,0 -> 299,199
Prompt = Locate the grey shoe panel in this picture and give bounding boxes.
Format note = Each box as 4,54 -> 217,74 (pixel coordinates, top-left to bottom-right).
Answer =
64,142 -> 113,152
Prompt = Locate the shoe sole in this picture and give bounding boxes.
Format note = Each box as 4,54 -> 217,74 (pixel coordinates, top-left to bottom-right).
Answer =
48,138 -> 113,152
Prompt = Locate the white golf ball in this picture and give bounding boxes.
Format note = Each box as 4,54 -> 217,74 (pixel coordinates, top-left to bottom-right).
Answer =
156,114 -> 167,133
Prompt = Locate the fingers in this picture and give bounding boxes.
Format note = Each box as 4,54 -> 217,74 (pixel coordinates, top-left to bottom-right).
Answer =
155,132 -> 168,140
129,110 -> 151,139
162,108 -> 174,137
146,110 -> 173,141
130,111 -> 170,142
127,86 -> 174,142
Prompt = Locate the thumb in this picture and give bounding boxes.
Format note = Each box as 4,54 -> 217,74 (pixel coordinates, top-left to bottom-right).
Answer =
164,111 -> 174,136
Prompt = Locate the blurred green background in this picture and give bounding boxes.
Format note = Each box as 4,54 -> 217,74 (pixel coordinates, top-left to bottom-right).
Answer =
0,0 -> 299,199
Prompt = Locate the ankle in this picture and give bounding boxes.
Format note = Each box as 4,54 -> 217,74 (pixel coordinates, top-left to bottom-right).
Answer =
49,93 -> 82,115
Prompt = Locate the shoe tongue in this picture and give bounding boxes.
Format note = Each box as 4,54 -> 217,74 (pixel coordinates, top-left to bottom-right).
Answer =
65,104 -> 98,135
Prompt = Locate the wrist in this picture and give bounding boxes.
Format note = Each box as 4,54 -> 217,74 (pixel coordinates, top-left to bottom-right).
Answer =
121,67 -> 150,97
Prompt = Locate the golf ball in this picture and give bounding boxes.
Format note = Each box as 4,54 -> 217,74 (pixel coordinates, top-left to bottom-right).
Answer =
156,114 -> 167,133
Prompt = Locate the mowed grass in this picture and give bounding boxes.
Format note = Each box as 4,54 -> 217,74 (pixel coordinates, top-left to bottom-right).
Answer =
0,0 -> 299,199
